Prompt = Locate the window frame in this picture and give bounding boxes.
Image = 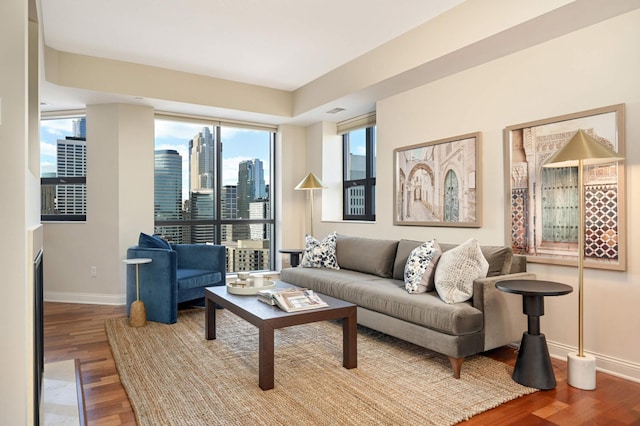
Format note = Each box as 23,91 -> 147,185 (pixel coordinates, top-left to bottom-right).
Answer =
342,125 -> 376,221
153,115 -> 277,272
40,115 -> 87,222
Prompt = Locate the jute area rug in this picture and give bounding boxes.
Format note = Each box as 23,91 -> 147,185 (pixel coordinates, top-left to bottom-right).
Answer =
106,308 -> 536,425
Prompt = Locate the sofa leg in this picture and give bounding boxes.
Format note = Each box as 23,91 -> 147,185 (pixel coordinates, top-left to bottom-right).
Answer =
448,356 -> 464,379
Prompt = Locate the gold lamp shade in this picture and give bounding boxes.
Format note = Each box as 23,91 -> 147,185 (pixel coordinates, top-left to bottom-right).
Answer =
295,172 -> 326,190
295,172 -> 326,237
542,129 -> 623,167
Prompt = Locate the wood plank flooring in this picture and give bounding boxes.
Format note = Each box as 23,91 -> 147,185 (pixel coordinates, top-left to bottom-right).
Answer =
44,302 -> 640,425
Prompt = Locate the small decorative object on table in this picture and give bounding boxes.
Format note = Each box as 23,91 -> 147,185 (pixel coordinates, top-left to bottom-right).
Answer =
227,272 -> 276,295
123,258 -> 152,327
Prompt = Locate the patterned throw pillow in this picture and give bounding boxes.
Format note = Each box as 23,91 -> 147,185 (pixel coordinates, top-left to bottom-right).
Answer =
404,240 -> 442,294
434,238 -> 489,304
300,232 -> 340,270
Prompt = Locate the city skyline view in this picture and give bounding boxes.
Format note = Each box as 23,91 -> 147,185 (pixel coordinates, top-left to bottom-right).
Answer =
40,117 -> 271,202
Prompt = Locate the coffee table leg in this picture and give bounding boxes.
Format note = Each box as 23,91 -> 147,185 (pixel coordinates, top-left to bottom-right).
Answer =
205,296 -> 216,340
259,323 -> 275,390
343,309 -> 357,369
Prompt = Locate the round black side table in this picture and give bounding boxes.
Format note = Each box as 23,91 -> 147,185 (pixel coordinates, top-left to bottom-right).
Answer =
279,249 -> 304,267
496,279 -> 573,390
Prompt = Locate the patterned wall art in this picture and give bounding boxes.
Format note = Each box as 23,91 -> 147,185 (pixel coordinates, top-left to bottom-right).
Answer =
394,132 -> 481,227
504,104 -> 626,271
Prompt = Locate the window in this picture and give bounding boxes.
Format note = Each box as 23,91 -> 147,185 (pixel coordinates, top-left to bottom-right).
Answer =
342,123 -> 376,221
154,117 -> 276,273
40,116 -> 87,222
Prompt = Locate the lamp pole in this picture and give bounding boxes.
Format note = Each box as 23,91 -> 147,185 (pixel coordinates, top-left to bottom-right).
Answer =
309,188 -> 315,237
577,159 -> 585,357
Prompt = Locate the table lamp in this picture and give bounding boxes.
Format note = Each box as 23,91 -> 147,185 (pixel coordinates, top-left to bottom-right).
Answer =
295,172 -> 326,237
542,129 -> 624,390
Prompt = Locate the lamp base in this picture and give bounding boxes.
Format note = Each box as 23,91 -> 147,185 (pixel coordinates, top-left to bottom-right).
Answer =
130,300 -> 147,327
567,352 -> 596,390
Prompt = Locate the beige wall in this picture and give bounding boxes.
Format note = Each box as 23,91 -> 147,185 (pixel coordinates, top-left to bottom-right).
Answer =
0,0 -> 41,423
44,104 -> 154,304
277,124 -> 308,267
313,9 -> 640,380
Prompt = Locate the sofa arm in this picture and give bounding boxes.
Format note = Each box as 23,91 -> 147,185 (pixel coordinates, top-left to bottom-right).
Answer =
126,247 -> 179,323
472,272 -> 536,351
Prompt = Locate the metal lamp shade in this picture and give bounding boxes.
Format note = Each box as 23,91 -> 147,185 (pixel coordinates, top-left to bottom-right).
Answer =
295,172 -> 326,190
542,129 -> 623,168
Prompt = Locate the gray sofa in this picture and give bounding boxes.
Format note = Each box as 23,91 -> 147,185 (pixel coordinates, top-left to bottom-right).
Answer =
280,235 -> 534,378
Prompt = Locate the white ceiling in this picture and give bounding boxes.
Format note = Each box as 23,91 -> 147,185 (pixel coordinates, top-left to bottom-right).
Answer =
39,0 -> 464,122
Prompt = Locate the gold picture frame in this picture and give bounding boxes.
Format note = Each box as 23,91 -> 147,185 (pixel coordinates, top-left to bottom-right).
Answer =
394,132 -> 482,227
504,104 -> 626,271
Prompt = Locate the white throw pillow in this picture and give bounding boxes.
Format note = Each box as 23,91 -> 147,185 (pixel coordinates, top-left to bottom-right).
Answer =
434,238 -> 489,304
404,240 -> 442,294
300,232 -> 340,270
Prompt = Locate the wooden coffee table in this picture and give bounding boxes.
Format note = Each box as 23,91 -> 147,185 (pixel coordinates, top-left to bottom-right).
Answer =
205,281 -> 357,390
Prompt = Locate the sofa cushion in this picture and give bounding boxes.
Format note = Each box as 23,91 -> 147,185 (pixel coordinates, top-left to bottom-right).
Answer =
435,238 -> 489,304
300,232 -> 340,270
404,240 -> 442,293
336,235 -> 398,278
280,267 -> 483,335
480,246 -> 514,277
393,239 -> 424,280
138,232 -> 172,250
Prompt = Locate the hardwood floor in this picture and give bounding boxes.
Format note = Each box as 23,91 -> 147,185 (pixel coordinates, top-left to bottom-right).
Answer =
44,302 -> 640,425
44,302 -> 135,425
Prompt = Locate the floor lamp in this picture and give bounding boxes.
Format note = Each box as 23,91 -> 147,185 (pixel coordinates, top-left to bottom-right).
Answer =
542,129 -> 624,390
295,172 -> 326,237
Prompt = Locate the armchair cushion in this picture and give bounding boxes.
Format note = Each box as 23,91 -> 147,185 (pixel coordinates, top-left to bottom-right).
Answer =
138,232 -> 172,250
177,269 -> 224,291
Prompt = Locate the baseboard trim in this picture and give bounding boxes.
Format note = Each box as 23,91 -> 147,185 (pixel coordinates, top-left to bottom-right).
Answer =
44,291 -> 125,305
548,340 -> 640,383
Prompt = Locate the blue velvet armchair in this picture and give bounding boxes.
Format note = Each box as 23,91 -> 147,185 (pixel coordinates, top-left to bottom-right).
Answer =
126,234 -> 226,324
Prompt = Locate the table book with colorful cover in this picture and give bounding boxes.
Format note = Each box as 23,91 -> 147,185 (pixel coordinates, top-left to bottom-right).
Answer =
258,288 -> 328,312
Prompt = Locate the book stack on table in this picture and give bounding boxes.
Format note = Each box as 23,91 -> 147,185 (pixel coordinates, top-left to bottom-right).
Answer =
258,288 -> 328,312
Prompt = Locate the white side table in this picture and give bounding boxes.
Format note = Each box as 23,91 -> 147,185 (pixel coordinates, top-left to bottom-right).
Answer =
123,258 -> 152,327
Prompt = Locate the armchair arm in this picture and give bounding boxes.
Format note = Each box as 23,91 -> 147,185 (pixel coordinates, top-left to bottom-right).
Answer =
472,271 -> 536,351
126,247 -> 179,324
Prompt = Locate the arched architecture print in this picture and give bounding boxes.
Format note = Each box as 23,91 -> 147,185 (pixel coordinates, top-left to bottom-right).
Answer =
505,104 -> 626,271
394,132 -> 481,227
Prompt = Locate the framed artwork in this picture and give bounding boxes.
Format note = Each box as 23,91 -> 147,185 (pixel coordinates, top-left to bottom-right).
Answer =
394,132 -> 481,227
504,104 -> 626,271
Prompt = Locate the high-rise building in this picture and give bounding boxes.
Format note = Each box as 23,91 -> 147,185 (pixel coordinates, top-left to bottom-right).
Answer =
56,138 -> 86,215
346,153 -> 366,215
72,117 -> 86,139
227,240 -> 270,272
249,200 -> 270,240
220,185 -> 237,243
189,127 -> 216,243
235,158 -> 267,242
189,127 -> 215,191
40,172 -> 57,214
190,189 -> 214,243
154,149 -> 183,243
237,158 -> 266,218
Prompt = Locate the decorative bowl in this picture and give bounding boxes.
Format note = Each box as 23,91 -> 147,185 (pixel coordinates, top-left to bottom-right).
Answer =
226,280 -> 276,295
